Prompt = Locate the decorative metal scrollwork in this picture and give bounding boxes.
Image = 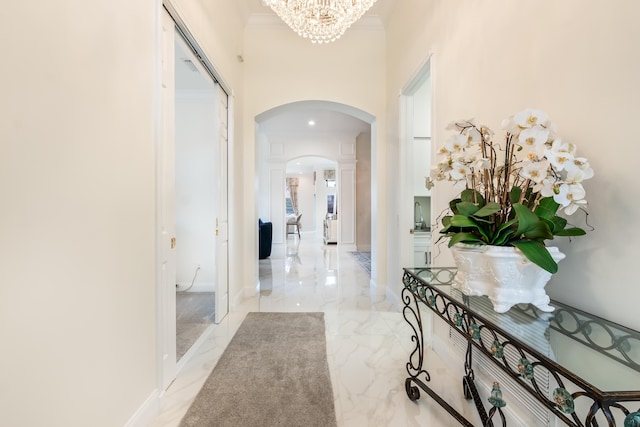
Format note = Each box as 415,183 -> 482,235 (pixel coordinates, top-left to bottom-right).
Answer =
401,267 -> 640,427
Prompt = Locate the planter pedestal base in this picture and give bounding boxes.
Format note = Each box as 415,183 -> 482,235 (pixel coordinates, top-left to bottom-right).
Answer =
451,244 -> 565,313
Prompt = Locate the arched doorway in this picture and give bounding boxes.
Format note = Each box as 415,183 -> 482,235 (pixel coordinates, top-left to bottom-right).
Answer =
255,100 -> 375,277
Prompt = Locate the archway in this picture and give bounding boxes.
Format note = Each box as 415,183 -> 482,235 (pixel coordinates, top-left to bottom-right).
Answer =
255,100 -> 376,276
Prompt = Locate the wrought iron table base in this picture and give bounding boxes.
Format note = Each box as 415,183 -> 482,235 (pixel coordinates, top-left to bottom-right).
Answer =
402,268 -> 640,427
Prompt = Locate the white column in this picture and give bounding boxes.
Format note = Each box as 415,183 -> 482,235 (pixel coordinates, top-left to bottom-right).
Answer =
338,160 -> 357,249
269,164 -> 286,244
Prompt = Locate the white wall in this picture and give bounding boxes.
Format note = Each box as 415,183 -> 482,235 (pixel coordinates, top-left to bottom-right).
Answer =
386,0 -> 640,331
175,93 -> 217,291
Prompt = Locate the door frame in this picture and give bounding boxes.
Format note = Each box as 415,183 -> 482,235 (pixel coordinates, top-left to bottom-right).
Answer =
399,56 -> 434,270
156,0 -> 232,393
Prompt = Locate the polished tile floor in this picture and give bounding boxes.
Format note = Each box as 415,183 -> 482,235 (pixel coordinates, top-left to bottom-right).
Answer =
175,292 -> 215,361
148,233 -> 473,427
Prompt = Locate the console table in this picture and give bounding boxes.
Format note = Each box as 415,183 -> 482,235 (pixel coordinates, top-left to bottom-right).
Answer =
402,267 -> 640,426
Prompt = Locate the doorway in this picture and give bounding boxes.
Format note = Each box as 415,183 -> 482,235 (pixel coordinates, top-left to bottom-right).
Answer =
400,58 -> 433,270
255,102 -> 373,253
285,156 -> 338,239
157,6 -> 230,391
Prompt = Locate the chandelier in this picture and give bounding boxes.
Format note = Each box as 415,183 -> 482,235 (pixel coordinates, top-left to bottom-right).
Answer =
263,0 -> 378,44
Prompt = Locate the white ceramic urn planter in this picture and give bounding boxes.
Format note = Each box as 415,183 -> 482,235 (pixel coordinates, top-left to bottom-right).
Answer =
450,243 -> 566,313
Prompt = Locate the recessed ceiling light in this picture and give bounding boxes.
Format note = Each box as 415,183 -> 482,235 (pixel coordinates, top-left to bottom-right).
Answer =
308,120 -> 315,126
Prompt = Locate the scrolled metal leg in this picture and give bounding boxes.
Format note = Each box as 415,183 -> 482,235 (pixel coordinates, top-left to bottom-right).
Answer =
405,378 -> 421,401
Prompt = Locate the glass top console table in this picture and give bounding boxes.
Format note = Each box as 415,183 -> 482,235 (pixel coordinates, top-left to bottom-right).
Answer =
402,267 -> 640,426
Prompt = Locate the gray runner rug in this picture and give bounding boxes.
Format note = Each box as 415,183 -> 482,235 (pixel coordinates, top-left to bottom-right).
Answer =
179,312 -> 337,427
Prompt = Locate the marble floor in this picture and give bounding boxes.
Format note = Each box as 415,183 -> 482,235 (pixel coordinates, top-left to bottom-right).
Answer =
175,292 -> 215,361
148,233 -> 475,427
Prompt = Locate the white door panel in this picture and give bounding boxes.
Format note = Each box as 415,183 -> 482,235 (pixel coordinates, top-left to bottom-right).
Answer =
158,8 -> 177,391
214,83 -> 229,324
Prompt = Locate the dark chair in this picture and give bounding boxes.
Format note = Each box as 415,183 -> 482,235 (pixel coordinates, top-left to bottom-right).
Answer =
259,219 -> 272,259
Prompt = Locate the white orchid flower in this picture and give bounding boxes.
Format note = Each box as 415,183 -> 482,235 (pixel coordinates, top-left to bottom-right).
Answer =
540,177 -> 559,198
450,161 -> 471,181
513,108 -> 549,129
464,126 -> 482,143
444,134 -> 468,153
501,116 -> 519,135
453,179 -> 468,190
518,126 -> 550,152
545,139 -> 574,171
520,160 -> 550,184
565,164 -> 594,184
564,157 -> 594,181
459,144 -> 482,164
564,199 -> 587,215
553,183 -> 586,213
437,145 -> 450,156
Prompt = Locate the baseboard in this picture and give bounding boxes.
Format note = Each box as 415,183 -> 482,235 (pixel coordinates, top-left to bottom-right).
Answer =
385,285 -> 401,311
340,243 -> 357,252
124,388 -> 160,427
175,281 -> 215,292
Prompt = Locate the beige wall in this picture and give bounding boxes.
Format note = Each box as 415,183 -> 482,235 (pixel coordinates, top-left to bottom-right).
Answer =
1,1 -> 245,426
356,132 -> 372,251
1,2 -> 157,426
386,0 -> 640,330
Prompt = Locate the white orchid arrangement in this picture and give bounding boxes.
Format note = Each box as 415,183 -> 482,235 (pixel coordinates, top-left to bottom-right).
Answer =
431,109 -> 594,274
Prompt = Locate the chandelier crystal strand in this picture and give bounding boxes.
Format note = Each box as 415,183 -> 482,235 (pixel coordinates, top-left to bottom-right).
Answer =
264,0 -> 377,44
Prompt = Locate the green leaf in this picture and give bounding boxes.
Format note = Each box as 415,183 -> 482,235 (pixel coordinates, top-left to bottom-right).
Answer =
448,233 -> 486,246
456,202 -> 480,216
550,216 -> 567,234
555,227 -> 587,237
534,197 -> 560,220
491,219 -> 518,246
449,215 -> 491,242
473,202 -> 501,217
522,221 -> 554,241
461,189 -> 485,206
450,215 -> 479,228
510,186 -> 522,204
513,203 -> 540,235
511,240 -> 558,273
449,198 -> 462,214
440,215 -> 453,233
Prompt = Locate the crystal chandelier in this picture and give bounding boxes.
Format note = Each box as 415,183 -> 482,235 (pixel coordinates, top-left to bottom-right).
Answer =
263,0 -> 378,44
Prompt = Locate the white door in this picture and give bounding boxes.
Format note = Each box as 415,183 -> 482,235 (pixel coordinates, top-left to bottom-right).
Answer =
158,8 -> 177,390
213,83 -> 229,323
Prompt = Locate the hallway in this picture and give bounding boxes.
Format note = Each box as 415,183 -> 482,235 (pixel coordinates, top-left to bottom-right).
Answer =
149,233 -> 468,426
